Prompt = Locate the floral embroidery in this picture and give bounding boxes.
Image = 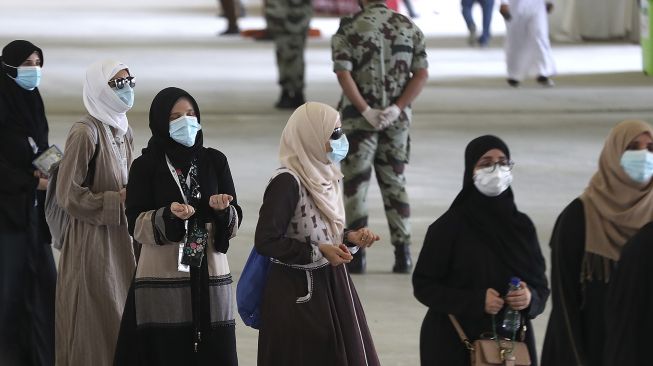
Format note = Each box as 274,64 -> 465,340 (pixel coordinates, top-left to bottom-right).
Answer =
176,159 -> 208,268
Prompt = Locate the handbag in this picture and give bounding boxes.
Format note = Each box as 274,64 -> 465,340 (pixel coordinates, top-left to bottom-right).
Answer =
448,314 -> 531,366
236,246 -> 271,329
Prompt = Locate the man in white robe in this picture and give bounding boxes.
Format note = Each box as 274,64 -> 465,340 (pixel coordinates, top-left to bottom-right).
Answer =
500,0 -> 557,87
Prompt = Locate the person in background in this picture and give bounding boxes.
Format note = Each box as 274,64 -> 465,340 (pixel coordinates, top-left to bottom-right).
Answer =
114,87 -> 242,366
413,135 -> 549,365
385,0 -> 418,17
218,0 -> 241,35
55,60 -> 137,366
461,0 -> 495,47
0,39 -> 55,366
255,102 -> 381,365
500,0 -> 556,87
541,120 -> 653,366
266,0 -> 311,109
332,0 -> 429,273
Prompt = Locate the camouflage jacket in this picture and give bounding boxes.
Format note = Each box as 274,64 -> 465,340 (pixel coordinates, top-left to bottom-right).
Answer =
331,2 -> 428,130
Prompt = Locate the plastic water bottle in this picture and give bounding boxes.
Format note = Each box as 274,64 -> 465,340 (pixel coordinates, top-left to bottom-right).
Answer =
501,277 -> 522,336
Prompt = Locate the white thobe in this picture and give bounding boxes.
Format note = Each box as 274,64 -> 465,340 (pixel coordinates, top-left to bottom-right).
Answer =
503,0 -> 557,81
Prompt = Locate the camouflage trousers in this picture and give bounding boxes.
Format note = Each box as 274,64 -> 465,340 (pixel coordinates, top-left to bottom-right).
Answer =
341,125 -> 411,248
265,0 -> 312,94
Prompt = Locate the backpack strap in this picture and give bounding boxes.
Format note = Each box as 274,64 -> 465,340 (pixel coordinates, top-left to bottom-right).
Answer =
270,167 -> 301,197
77,118 -> 100,187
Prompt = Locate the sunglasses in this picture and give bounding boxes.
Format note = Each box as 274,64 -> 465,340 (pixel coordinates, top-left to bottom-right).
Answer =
108,76 -> 135,89
330,127 -> 344,140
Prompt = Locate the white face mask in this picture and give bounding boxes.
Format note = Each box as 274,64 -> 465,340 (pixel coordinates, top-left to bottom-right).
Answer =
473,166 -> 513,197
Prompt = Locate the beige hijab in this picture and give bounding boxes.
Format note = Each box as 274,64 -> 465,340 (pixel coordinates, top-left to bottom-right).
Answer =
580,119 -> 653,262
279,102 -> 345,239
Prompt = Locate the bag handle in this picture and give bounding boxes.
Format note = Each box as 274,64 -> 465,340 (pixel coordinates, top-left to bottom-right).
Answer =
447,314 -> 474,351
449,314 -> 519,365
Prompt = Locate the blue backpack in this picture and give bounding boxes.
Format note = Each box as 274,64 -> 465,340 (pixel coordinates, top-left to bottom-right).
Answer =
236,247 -> 270,329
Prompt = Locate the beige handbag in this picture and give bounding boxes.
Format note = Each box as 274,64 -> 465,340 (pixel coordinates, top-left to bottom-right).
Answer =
448,314 -> 531,366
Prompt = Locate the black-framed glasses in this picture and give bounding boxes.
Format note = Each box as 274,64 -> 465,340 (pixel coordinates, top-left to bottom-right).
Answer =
476,159 -> 515,172
108,76 -> 135,89
330,127 -> 344,140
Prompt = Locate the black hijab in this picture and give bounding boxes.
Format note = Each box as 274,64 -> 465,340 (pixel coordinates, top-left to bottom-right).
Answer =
145,87 -> 203,168
0,40 -> 48,148
452,135 -> 547,290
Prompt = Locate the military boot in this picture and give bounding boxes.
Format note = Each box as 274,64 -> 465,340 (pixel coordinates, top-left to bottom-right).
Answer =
346,248 -> 366,274
275,90 -> 305,109
392,245 -> 412,273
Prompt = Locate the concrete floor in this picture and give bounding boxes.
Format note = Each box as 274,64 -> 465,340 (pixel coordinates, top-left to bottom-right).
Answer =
4,0 -> 653,365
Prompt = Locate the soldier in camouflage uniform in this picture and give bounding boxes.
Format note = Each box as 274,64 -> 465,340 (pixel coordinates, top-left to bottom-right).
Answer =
266,0 -> 312,109
331,0 -> 428,273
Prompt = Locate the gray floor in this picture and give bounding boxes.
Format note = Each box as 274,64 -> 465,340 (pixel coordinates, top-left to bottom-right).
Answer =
4,0 -> 653,365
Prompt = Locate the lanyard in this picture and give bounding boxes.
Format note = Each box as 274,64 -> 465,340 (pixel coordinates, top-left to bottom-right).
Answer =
165,154 -> 192,273
102,124 -> 128,186
164,154 -> 191,204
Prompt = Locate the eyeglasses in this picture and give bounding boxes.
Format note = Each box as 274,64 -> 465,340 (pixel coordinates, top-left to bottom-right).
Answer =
330,127 -> 344,140
476,159 -> 515,172
108,76 -> 135,89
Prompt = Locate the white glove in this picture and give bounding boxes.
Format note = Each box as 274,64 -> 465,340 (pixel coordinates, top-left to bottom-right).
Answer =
361,106 -> 385,130
380,104 -> 401,128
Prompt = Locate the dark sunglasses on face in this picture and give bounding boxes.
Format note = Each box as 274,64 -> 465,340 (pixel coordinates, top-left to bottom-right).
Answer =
330,127 -> 344,140
108,76 -> 135,89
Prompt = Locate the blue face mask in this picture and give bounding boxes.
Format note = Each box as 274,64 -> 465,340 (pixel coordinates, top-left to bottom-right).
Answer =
113,85 -> 134,108
13,66 -> 41,90
620,149 -> 653,184
328,134 -> 349,163
169,115 -> 201,147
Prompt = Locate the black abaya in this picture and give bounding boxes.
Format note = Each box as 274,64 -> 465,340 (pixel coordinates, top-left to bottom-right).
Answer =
541,199 -> 610,366
0,40 -> 55,366
413,135 -> 549,366
603,222 -> 653,366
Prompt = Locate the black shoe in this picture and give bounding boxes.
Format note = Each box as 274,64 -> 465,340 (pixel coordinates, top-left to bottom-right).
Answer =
507,79 -> 520,88
347,248 -> 366,274
219,26 -> 240,36
275,90 -> 305,109
392,245 -> 412,273
536,75 -> 555,87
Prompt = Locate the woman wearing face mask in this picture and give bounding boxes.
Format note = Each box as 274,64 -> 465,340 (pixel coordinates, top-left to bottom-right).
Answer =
255,102 -> 381,366
55,60 -> 137,366
113,87 -> 242,366
0,40 -> 56,366
541,120 -> 653,366
412,135 -> 549,365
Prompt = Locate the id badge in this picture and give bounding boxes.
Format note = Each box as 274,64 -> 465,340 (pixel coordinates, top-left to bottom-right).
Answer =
178,244 -> 190,273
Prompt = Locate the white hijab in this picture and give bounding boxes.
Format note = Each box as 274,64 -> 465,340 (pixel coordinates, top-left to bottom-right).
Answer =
279,102 -> 346,238
83,60 -> 131,136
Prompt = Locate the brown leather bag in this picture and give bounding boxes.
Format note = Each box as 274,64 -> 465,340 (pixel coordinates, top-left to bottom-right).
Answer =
448,314 -> 531,366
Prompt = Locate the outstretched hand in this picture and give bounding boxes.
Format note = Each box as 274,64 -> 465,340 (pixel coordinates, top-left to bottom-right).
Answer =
170,202 -> 195,220
209,194 -> 233,211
